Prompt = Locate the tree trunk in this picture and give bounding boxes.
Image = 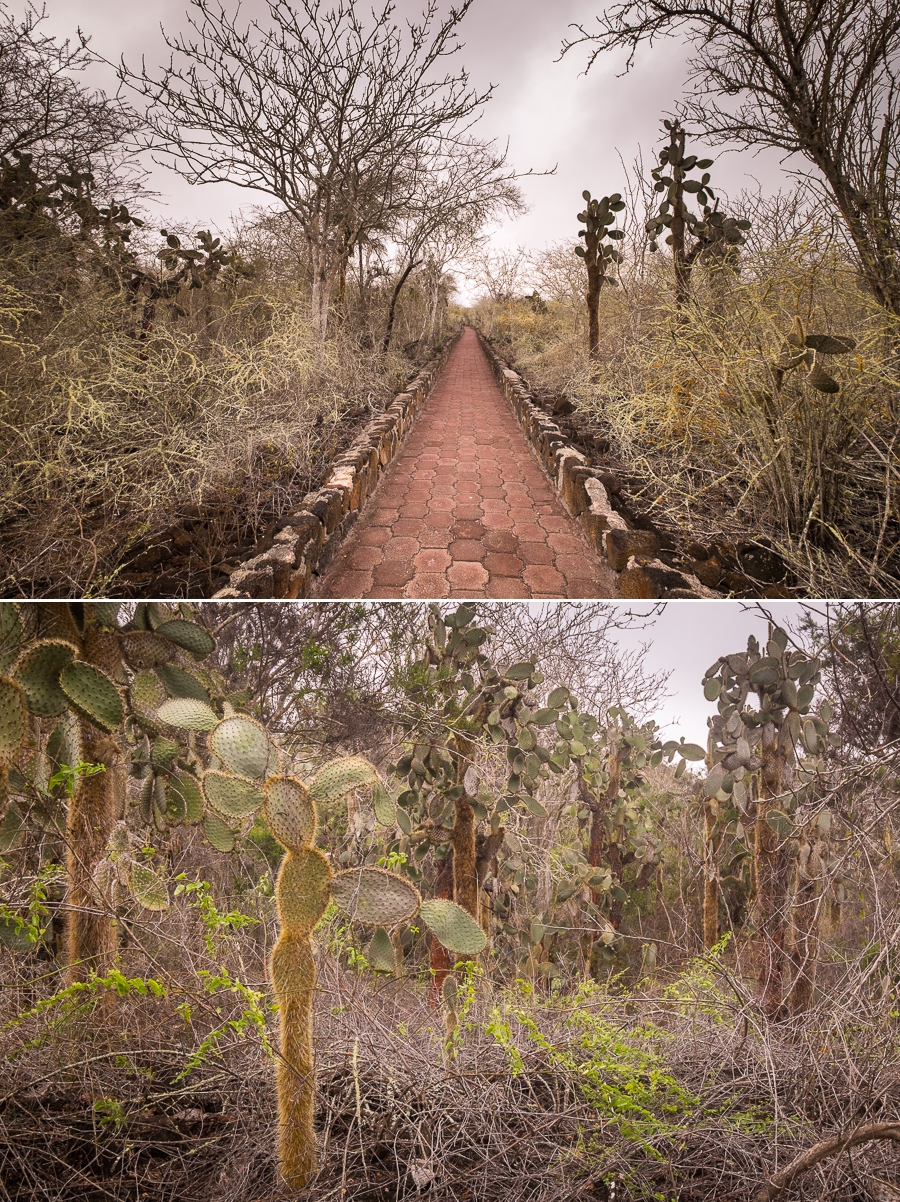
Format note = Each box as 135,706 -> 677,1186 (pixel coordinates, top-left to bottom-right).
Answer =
64,619 -> 126,984
451,795 -> 478,916
755,721 -> 792,1019
586,261 -> 601,360
308,242 -> 335,347
381,257 -> 421,353
584,749 -> 621,975
65,725 -> 123,983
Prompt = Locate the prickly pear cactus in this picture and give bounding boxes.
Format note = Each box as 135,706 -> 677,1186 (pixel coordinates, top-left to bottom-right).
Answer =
645,117 -> 751,303
0,600 -> 220,980
240,752 -> 487,1189
575,190 -> 625,358
701,626 -> 834,1016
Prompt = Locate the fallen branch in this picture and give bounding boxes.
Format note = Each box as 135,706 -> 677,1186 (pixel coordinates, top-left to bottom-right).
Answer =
756,1122 -> 900,1200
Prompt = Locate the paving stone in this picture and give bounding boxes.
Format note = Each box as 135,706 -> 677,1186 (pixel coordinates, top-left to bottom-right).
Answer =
318,328 -> 616,598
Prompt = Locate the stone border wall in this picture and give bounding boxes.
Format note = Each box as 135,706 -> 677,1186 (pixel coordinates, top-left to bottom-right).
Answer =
214,334 -> 460,599
476,331 -> 717,600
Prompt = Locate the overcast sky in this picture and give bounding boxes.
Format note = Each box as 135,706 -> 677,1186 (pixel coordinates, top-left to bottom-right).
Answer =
44,0 -> 795,271
610,600 -> 817,747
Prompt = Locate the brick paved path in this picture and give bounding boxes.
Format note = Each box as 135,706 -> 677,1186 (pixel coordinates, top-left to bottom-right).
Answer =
319,327 -> 615,598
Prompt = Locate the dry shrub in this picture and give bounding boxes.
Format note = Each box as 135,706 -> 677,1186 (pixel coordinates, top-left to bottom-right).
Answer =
0,238 -> 416,598
3,851 -> 900,1202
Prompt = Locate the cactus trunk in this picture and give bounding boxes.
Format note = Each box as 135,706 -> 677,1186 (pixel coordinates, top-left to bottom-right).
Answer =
755,723 -> 792,1019
65,724 -> 122,983
275,961 -> 317,1188
703,802 -> 719,949
427,855 -> 454,1007
789,833 -> 824,1017
452,795 -> 478,917
586,260 -> 601,360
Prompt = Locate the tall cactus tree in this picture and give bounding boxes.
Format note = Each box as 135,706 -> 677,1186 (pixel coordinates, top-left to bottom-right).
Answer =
547,692 -> 704,970
701,627 -> 832,1018
391,605 -> 552,916
575,190 -> 625,359
646,119 -> 750,306
0,601 -> 219,981
389,603 -> 555,995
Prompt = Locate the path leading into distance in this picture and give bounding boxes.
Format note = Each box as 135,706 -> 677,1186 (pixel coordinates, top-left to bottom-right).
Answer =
318,327 -> 615,599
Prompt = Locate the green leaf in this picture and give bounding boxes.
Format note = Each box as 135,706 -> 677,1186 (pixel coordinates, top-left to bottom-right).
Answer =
372,782 -> 397,826
766,809 -> 793,837
158,698 -> 219,731
130,863 -> 169,911
59,662 -> 123,732
520,795 -> 548,818
155,620 -> 215,659
367,927 -> 397,973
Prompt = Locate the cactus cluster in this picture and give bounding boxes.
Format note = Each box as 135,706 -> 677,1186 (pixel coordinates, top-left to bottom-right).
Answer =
157,695 -> 486,1189
0,601 -> 225,972
646,118 -> 751,302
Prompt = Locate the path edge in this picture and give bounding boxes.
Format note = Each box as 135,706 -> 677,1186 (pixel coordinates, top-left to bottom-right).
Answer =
474,330 -> 716,600
214,330 -> 463,600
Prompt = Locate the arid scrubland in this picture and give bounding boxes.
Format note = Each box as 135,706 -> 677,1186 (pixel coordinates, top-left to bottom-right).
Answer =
0,0 -> 516,598
2,600 -> 900,1201
0,220 -> 439,597
469,183 -> 900,599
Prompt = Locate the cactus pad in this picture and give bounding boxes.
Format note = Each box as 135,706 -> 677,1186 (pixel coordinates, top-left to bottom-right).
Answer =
210,716 -> 272,779
203,812 -> 235,852
158,697 -> 219,730
130,670 -> 168,732
366,926 -> 397,973
418,899 -> 487,954
271,932 -> 316,998
59,662 -> 123,732
0,678 -> 27,767
155,662 -> 210,701
264,776 -> 316,851
168,772 -> 203,823
155,619 -> 216,659
130,862 -> 169,911
121,632 -> 169,669
329,867 -> 420,925
308,756 -> 380,804
93,602 -> 121,627
277,849 -> 332,934
151,737 -> 180,768
372,781 -> 397,826
202,770 -> 265,821
14,639 -> 76,717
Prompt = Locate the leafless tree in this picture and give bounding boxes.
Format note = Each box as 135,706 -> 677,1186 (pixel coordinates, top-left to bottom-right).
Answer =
0,2 -> 141,192
381,139 -> 524,352
123,0 -> 500,346
561,0 -> 900,317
